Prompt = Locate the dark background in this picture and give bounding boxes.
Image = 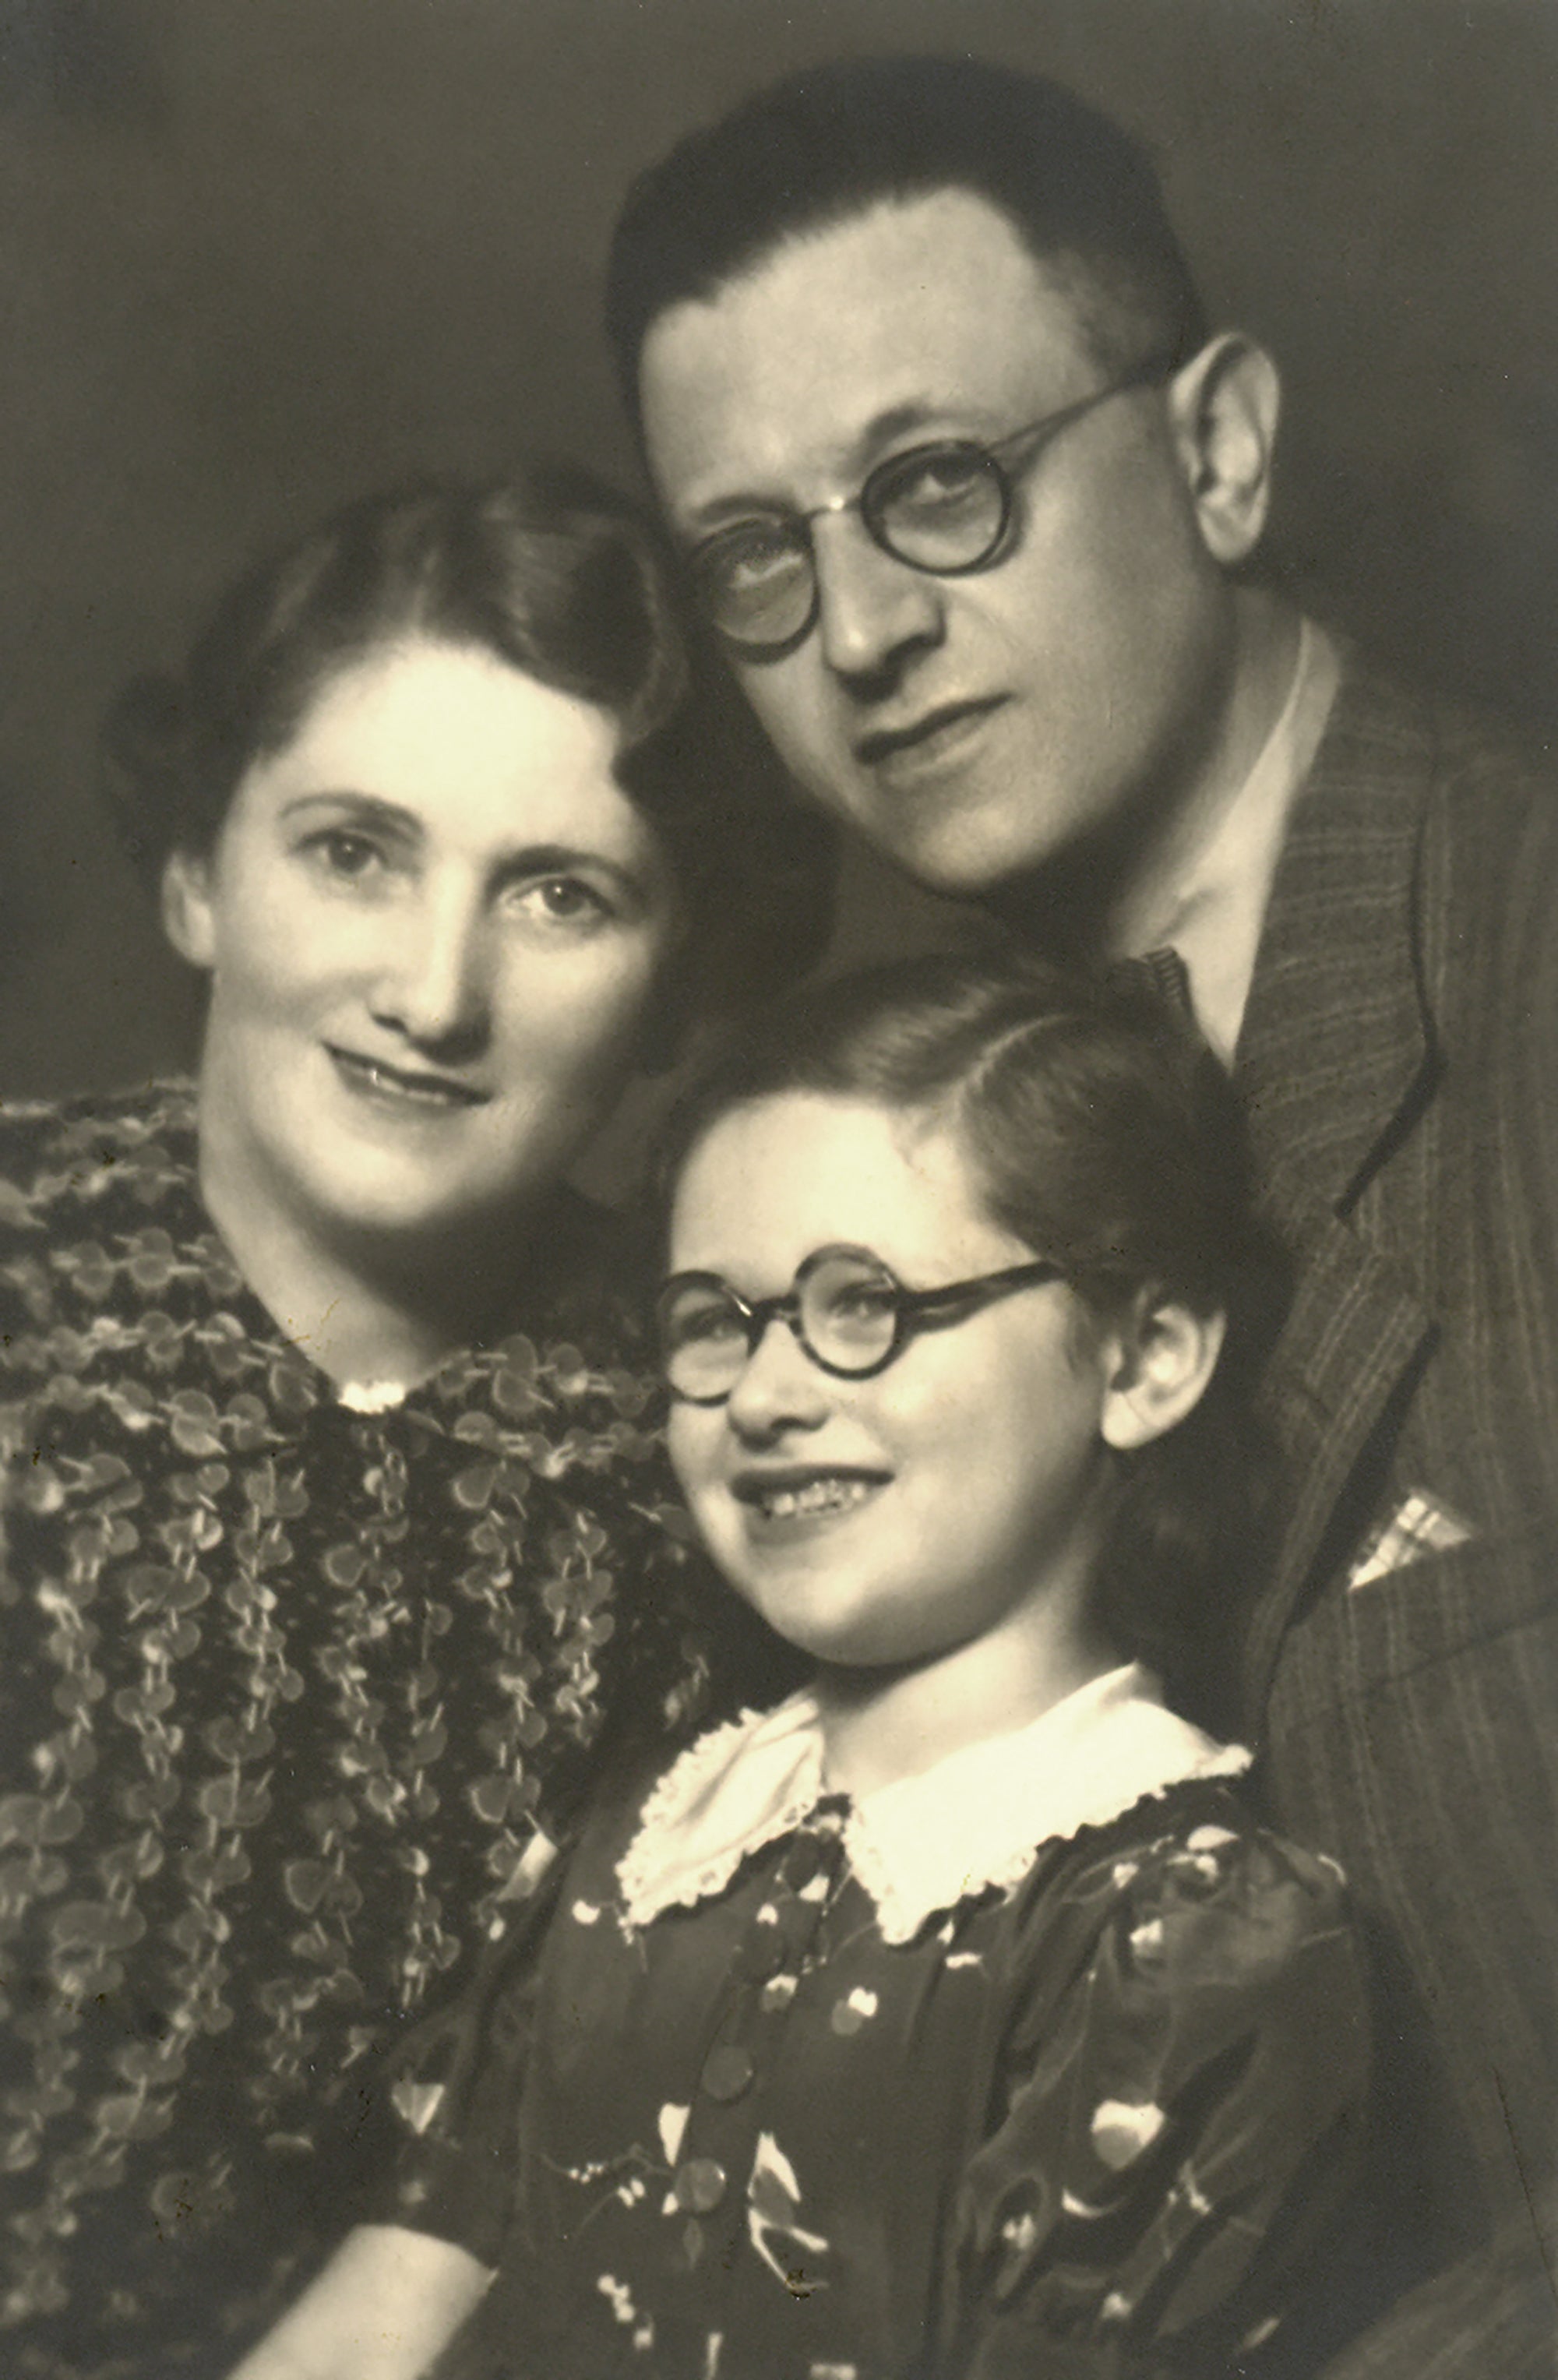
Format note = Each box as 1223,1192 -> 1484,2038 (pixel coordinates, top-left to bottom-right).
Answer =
2,0 -> 1555,1099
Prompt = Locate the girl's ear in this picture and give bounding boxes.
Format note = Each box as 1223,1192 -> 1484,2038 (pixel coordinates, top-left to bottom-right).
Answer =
1100,1292 -> 1226,1451
160,846 -> 217,969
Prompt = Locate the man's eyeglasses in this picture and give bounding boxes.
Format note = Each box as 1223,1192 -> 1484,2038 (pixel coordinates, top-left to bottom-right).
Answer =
683,351 -> 1179,659
657,1241 -> 1065,1406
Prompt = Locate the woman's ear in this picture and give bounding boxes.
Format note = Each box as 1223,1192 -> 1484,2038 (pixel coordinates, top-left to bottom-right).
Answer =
1167,332 -> 1281,568
160,846 -> 217,969
1100,1292 -> 1227,1451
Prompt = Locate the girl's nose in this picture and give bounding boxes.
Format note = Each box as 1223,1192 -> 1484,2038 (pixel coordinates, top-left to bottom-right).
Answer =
724,1315 -> 832,1440
369,888 -> 491,1052
812,513 -> 946,682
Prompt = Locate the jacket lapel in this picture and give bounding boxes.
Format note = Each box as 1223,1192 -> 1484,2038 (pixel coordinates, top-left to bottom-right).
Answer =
1234,665 -> 1440,1712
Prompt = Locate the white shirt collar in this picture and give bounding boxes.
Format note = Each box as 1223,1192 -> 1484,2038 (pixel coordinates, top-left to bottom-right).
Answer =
617,1663 -> 1251,1946
1130,615 -> 1341,1066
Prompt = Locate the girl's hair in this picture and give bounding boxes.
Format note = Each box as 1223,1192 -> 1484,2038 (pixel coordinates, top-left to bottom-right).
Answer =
660,950 -> 1288,1715
100,465 -> 834,1022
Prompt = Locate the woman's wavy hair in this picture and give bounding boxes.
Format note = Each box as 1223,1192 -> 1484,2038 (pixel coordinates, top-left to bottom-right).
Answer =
658,950 -> 1288,1718
100,466 -> 834,1032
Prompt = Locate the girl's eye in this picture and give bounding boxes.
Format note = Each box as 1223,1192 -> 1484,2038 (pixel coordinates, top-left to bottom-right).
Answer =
513,876 -> 615,927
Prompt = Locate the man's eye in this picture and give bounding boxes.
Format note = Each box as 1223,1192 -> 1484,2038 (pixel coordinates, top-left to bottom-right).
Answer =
304,830 -> 385,880
702,524 -> 806,598
882,448 -> 989,518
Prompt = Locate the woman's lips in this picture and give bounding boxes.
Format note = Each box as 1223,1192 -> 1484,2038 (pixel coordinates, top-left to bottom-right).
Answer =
326,1045 -> 489,1110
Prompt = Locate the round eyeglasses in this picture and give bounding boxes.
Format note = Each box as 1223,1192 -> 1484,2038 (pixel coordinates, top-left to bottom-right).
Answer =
657,1241 -> 1065,1406
683,351 -> 1179,659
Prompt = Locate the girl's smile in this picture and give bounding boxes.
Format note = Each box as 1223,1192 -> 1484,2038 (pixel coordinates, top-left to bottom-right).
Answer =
731,1464 -> 890,1531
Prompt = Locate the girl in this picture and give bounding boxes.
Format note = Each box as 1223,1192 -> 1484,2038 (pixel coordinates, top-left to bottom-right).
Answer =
237,952 -> 1369,2380
0,467 -> 827,2378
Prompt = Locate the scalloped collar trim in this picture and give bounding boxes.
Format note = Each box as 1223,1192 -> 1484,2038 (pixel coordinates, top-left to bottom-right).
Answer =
617,1664 -> 1251,1945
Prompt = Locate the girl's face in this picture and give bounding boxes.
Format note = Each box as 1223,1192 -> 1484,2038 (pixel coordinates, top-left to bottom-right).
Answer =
165,634 -> 679,1256
666,1091 -> 1126,1675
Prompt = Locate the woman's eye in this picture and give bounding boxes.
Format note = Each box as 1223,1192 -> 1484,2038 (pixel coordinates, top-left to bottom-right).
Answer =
303,829 -> 386,880
512,876 -> 615,927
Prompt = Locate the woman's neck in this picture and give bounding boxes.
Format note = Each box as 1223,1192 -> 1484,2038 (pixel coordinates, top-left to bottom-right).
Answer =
814,1595 -> 1120,1800
198,1143 -> 526,1391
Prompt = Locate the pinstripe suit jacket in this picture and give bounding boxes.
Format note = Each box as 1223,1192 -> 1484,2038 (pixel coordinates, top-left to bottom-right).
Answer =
1231,661 -> 1558,2368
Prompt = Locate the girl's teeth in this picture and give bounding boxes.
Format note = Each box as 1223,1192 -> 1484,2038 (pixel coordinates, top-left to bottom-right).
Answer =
760,1477 -> 875,1519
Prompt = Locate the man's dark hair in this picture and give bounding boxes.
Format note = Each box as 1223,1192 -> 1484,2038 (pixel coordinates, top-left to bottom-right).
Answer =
658,949 -> 1285,1721
608,54 -> 1207,428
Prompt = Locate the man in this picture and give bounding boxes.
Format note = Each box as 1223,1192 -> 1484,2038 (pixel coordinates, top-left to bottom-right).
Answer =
605,55 -> 1558,2373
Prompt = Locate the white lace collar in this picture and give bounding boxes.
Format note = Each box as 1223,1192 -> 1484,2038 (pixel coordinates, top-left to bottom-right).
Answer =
617,1663 -> 1251,1945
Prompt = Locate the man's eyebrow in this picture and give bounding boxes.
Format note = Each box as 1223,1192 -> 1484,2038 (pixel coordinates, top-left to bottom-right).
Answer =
681,400 -> 968,533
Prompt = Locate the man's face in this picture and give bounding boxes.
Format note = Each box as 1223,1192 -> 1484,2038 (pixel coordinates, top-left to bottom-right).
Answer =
640,189 -> 1236,901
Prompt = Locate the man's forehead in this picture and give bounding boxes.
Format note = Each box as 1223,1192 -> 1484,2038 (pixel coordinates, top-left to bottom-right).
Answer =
639,189 -> 1098,508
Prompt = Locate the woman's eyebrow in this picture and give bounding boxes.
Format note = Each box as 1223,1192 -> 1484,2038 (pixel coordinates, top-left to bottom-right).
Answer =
496,842 -> 647,892
279,792 -> 421,837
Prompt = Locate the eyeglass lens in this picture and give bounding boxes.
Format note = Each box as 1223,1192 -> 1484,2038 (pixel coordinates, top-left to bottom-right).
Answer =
659,1250 -> 901,1402
693,449 -> 1006,653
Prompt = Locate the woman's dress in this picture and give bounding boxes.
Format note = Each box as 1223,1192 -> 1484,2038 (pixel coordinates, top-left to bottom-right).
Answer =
381,1666 -> 1373,2380
0,1083 -> 727,2377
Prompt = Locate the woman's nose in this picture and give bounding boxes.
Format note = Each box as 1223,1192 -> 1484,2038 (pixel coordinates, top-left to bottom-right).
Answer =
369,887 -> 491,1052
812,513 -> 946,683
724,1316 -> 832,1440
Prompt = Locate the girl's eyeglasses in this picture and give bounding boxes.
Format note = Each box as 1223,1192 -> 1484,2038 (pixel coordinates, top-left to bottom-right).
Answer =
657,1241 -> 1064,1405
682,351 -> 1179,659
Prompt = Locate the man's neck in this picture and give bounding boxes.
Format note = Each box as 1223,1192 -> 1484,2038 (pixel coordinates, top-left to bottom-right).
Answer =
1101,587 -> 1304,961
990,587 -> 1304,967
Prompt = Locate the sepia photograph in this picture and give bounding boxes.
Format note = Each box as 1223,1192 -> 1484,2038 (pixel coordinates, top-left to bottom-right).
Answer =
1,4 -> 1554,2375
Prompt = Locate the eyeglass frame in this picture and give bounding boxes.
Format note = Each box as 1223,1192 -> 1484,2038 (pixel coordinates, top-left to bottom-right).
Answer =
656,1239 -> 1066,1405
682,348 -> 1183,659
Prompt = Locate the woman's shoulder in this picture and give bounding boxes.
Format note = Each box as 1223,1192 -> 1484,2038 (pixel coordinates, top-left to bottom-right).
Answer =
0,1079 -> 199,1225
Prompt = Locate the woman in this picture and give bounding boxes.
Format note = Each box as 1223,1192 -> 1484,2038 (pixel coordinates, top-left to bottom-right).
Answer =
0,468 -> 830,2378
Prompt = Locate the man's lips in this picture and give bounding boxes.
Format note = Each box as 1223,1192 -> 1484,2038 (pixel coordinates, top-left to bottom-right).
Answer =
853,696 -> 1008,768
326,1045 -> 490,1109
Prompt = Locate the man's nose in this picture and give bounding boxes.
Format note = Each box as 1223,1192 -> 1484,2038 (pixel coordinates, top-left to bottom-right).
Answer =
368,886 -> 491,1052
811,512 -> 946,684
724,1315 -> 831,1440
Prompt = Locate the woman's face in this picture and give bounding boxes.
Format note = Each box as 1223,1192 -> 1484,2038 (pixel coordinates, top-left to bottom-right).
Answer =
165,633 -> 680,1255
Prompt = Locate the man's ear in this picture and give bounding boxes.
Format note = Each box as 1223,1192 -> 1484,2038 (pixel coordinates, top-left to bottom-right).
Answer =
1100,1291 -> 1227,1451
160,846 -> 217,970
1168,332 -> 1281,568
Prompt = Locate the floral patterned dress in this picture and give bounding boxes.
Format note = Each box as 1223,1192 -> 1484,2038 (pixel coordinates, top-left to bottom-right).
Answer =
0,1084 -> 733,2378
382,1666 -> 1373,2380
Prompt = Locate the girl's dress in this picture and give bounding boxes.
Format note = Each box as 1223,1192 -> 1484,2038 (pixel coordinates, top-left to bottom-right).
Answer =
382,1664 -> 1371,2380
0,1084 -> 739,2378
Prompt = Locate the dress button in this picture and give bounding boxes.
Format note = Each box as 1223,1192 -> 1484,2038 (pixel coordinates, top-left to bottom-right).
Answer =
672,2156 -> 728,2213
736,1917 -> 787,1982
700,2043 -> 755,2103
